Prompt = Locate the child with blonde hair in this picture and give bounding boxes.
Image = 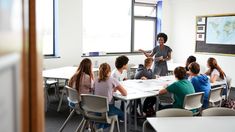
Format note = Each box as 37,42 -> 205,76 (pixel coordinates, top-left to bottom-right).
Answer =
94,63 -> 127,127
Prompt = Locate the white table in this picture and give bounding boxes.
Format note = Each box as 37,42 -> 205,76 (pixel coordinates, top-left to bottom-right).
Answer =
113,78 -> 173,132
113,76 -> 227,132
147,116 -> 235,132
43,66 -> 99,111
211,80 -> 227,87
43,66 -> 99,80
130,62 -> 184,72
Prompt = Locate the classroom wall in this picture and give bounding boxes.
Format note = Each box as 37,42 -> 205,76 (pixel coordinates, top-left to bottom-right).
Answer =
162,0 -> 235,86
43,0 -> 146,70
44,0 -> 235,85
43,0 -> 83,69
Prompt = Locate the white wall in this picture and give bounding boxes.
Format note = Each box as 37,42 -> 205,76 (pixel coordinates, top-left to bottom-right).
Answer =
44,0 -> 235,85
43,0 -> 147,70
162,0 -> 235,86
43,0 -> 83,69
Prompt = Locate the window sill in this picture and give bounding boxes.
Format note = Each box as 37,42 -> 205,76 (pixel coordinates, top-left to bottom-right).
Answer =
81,52 -> 143,57
44,55 -> 61,59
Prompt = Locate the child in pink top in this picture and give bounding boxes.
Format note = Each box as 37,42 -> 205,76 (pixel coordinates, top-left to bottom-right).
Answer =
68,58 -> 94,98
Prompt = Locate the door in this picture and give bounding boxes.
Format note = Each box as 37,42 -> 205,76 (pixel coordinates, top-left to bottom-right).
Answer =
0,0 -> 44,132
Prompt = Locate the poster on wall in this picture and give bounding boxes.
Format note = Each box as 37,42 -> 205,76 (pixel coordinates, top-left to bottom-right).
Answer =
195,14 -> 235,55
197,26 -> 205,33
206,16 -> 235,45
196,34 -> 205,41
197,17 -> 206,25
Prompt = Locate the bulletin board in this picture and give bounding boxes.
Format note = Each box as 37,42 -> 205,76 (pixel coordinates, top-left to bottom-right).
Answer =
195,14 -> 235,55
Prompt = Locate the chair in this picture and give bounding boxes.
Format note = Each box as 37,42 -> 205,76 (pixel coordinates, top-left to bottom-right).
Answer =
183,92 -> 204,115
202,107 -> 235,116
143,108 -> 193,132
156,108 -> 193,117
58,86 -> 83,132
57,80 -> 68,112
142,120 -> 155,132
208,86 -> 223,107
77,94 -> 120,132
159,92 -> 174,106
44,79 -> 58,112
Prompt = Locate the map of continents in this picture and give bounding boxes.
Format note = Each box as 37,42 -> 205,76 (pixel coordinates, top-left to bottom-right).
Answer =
206,16 -> 235,45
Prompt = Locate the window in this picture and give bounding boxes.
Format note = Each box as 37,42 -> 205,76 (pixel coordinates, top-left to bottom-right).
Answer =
39,0 -> 58,56
133,1 -> 157,51
82,0 -> 158,54
134,19 -> 155,51
83,0 -> 132,53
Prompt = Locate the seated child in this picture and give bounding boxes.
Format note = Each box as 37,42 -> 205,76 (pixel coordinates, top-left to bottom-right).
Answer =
68,58 -> 94,101
134,57 -> 156,117
94,63 -> 127,128
188,62 -> 211,108
111,55 -> 129,111
159,66 -> 195,109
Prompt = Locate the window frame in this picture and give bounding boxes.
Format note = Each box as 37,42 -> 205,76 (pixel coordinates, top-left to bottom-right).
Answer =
43,0 -> 58,57
81,0 -> 158,56
131,0 -> 157,52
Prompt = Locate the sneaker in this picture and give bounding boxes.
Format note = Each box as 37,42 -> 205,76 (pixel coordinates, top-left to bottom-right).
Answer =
96,128 -> 103,132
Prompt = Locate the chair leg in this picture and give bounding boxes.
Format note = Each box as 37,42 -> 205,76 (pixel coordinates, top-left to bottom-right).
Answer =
80,119 -> 87,132
44,87 -> 49,112
57,89 -> 66,112
75,118 -> 85,132
116,120 -> 120,132
46,84 -> 51,102
56,79 -> 61,100
109,120 -> 115,132
58,109 -> 75,132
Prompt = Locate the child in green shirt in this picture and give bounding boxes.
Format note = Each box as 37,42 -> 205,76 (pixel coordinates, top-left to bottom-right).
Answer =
159,66 -> 195,108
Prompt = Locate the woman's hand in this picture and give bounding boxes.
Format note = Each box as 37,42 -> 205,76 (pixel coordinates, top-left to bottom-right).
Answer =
139,49 -> 151,57
138,49 -> 145,53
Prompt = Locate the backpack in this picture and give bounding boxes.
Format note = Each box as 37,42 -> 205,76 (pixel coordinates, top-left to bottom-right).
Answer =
144,107 -> 155,117
143,97 -> 156,117
222,99 -> 235,109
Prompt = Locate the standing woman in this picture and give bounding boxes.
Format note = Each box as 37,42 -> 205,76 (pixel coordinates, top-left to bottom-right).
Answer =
139,32 -> 172,76
205,57 -> 226,83
68,58 -> 94,97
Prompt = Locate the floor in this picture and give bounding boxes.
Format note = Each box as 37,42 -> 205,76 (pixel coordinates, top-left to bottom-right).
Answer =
45,87 -> 235,132
45,92 -> 145,132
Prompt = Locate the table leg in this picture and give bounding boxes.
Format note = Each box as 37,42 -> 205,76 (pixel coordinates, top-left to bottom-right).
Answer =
134,100 -> 137,130
155,96 -> 159,111
128,100 -> 131,130
124,100 -> 127,132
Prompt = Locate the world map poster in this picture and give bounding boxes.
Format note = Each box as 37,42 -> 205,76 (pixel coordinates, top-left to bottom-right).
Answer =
206,16 -> 235,45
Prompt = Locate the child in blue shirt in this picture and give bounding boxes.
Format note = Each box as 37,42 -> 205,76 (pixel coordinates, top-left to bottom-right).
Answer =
188,62 -> 211,108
